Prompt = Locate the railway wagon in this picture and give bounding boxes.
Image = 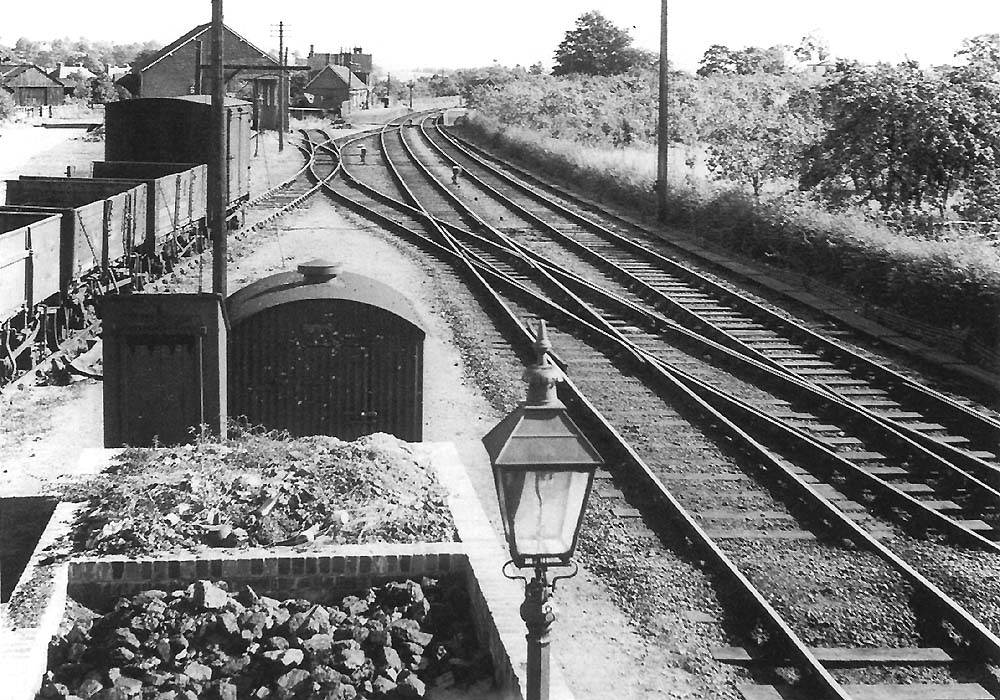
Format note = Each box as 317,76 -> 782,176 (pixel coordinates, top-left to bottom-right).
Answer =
104,96 -> 252,211
0,211 -> 62,319
0,211 -> 63,376
20,169 -> 203,268
4,177 -> 146,290
87,162 -> 208,265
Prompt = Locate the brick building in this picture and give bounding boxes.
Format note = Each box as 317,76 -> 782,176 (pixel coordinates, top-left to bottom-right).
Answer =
0,64 -> 65,106
117,23 -> 282,128
306,46 -> 373,86
302,64 -> 368,114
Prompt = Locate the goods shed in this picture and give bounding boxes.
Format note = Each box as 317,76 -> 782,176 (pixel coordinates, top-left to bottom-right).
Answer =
0,64 -> 64,106
227,260 -> 425,441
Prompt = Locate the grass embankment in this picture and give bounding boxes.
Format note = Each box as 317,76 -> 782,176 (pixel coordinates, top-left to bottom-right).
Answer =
455,114 -> 1000,365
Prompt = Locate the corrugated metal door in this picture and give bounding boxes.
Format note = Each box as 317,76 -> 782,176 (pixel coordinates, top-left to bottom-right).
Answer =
230,299 -> 423,441
119,337 -> 203,446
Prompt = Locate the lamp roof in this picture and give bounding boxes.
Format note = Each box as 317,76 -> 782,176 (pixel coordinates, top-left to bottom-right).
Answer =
482,405 -> 604,468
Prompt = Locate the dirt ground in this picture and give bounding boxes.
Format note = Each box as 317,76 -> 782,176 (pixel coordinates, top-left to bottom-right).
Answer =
0,126 -> 702,699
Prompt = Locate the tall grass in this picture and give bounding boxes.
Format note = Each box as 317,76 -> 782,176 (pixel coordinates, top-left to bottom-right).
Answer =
457,113 -> 1000,351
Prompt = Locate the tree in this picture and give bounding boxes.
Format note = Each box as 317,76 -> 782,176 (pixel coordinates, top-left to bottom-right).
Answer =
699,74 -> 819,196
289,71 -> 310,106
955,33 -> 999,72
552,11 -> 637,76
88,74 -> 121,104
698,44 -> 788,76
131,48 -> 160,69
794,33 -> 830,64
801,59 -> 1000,220
0,91 -> 15,121
427,73 -> 459,97
697,44 -> 735,76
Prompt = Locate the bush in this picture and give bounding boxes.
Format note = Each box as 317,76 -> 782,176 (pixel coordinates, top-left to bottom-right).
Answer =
0,91 -> 15,122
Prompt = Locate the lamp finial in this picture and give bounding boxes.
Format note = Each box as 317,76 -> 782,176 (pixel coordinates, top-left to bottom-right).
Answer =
523,320 -> 563,406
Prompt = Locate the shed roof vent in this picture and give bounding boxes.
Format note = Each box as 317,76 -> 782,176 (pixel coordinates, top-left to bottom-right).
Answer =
298,258 -> 341,282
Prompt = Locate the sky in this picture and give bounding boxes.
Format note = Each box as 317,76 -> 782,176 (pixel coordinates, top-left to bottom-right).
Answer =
0,1 -> 995,73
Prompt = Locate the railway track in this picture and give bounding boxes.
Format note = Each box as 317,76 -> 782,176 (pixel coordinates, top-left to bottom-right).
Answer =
367,117 -> 1000,549
311,116 -> 1000,699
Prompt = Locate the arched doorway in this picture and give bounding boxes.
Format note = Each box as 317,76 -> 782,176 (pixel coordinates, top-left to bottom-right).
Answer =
227,261 -> 424,440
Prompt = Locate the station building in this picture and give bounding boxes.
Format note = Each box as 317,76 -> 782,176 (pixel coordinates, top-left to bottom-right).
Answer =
117,23 -> 283,129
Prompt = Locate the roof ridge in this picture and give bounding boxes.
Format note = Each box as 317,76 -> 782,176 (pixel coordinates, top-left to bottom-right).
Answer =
133,22 -> 280,74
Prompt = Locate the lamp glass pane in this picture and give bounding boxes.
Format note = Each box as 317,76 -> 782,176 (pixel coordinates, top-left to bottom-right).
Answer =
499,468 -> 590,558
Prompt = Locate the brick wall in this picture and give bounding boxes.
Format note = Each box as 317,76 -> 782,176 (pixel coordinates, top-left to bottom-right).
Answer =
67,543 -> 465,609
142,27 -> 280,98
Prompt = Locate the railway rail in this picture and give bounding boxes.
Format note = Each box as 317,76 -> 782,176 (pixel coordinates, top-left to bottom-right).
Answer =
306,115 -> 1000,699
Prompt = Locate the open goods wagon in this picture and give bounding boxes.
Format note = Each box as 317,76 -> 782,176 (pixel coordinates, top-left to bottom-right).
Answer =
0,211 -> 62,319
90,162 -> 208,263
0,211 -> 65,377
104,96 -> 252,212
4,177 -> 146,289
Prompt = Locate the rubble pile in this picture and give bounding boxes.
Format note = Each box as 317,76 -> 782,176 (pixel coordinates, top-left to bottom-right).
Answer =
62,433 -> 456,555
39,578 -> 490,699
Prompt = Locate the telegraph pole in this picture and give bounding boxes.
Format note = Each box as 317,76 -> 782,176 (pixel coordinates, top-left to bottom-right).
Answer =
277,21 -> 285,151
656,0 -> 669,222
283,47 -> 289,138
210,0 -> 227,297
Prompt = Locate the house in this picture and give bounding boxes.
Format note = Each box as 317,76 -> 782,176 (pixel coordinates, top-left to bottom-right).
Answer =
302,64 -> 368,114
49,63 -> 97,98
49,62 -> 97,82
0,63 -> 65,105
117,22 -> 282,129
307,46 -> 372,86
106,64 -> 132,82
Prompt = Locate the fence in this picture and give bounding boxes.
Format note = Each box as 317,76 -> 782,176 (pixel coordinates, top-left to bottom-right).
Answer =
7,103 -> 104,123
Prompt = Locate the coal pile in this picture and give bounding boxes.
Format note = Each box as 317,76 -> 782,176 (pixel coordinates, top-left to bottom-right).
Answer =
60,432 -> 457,556
39,577 -> 491,699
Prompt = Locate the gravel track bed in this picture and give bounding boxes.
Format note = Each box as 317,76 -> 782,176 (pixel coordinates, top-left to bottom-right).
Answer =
578,496 -> 750,700
539,325 -> 935,654
888,536 -> 1000,637
729,540 -> 921,647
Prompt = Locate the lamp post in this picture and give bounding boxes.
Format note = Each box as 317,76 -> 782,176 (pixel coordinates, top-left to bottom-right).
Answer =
407,80 -> 414,109
482,321 -> 604,700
